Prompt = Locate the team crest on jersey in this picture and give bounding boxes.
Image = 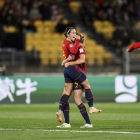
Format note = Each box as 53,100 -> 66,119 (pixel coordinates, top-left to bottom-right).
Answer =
70,44 -> 73,47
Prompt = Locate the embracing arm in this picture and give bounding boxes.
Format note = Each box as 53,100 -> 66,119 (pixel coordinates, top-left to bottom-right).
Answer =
61,54 -> 75,66
65,54 -> 85,68
68,35 -> 80,55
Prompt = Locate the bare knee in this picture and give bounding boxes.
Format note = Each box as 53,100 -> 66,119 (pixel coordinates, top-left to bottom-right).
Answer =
84,84 -> 90,89
81,81 -> 91,89
64,83 -> 73,96
74,94 -> 82,106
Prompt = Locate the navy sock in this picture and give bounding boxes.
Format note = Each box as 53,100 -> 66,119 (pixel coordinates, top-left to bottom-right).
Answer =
59,94 -> 69,111
63,101 -> 70,124
78,103 -> 91,124
85,89 -> 93,107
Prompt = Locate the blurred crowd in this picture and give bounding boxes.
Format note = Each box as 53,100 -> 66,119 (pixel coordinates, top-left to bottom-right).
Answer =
79,0 -> 140,48
0,0 -> 64,32
1,0 -> 140,49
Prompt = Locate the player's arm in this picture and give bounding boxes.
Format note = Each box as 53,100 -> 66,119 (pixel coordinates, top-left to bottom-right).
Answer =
65,54 -> 85,68
128,42 -> 140,52
68,36 -> 80,55
61,54 -> 75,66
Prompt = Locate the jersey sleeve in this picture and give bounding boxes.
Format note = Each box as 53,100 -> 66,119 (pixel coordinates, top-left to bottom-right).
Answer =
79,47 -> 85,55
128,42 -> 140,52
67,39 -> 80,55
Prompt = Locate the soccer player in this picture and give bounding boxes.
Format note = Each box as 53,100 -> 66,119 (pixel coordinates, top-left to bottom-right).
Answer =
127,42 -> 140,52
57,33 -> 93,128
56,28 -> 102,127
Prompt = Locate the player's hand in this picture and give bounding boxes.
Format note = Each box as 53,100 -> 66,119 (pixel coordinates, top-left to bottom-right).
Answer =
71,55 -> 75,60
76,35 -> 80,40
68,54 -> 75,61
61,61 -> 65,66
65,62 -> 70,68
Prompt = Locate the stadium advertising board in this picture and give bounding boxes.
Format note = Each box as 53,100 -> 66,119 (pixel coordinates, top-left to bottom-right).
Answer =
0,76 -> 140,104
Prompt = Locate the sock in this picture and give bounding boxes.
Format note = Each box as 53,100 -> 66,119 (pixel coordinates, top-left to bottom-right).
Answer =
59,94 -> 69,111
63,101 -> 70,124
78,103 -> 91,124
85,89 -> 93,107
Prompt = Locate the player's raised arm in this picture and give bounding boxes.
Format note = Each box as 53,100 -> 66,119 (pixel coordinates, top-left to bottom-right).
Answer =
64,27 -> 80,55
68,36 -> 80,55
128,42 -> 140,52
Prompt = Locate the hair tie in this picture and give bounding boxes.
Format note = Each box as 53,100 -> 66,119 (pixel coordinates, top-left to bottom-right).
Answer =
67,28 -> 73,34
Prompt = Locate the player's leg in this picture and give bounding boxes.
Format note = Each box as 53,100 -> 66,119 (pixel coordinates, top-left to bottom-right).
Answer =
56,67 -> 73,123
63,88 -> 70,125
80,80 -> 102,114
73,83 -> 92,128
56,83 -> 73,123
56,88 -> 72,127
67,66 -> 102,114
59,83 -> 73,111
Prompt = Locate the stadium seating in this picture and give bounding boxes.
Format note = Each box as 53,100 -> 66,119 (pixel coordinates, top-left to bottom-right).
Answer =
93,20 -> 115,39
104,53 -> 113,64
138,21 -> 140,29
69,1 -> 82,14
24,19 -> 113,65
3,26 -> 18,33
86,55 -> 95,66
95,55 -> 104,66
0,0 -> 5,8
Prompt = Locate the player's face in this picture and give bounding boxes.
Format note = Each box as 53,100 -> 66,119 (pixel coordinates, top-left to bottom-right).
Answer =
68,29 -> 76,42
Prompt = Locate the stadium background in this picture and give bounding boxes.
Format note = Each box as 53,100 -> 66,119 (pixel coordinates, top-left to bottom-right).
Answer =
0,0 -> 140,104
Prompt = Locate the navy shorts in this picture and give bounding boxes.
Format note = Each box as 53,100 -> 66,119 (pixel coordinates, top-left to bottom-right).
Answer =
73,81 -> 84,91
63,65 -> 86,84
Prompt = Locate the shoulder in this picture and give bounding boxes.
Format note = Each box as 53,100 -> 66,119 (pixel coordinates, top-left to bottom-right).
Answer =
79,45 -> 85,49
63,39 -> 67,44
64,40 -> 73,46
63,40 -> 69,47
79,46 -> 85,54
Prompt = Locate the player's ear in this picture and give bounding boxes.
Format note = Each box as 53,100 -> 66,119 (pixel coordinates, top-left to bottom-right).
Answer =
67,33 -> 70,37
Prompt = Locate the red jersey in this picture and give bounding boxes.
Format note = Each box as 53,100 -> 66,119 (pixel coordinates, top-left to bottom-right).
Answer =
75,45 -> 86,75
62,39 -> 80,60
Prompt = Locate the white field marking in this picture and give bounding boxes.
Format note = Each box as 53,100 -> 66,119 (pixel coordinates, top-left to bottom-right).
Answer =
31,126 -> 140,129
0,128 -> 140,135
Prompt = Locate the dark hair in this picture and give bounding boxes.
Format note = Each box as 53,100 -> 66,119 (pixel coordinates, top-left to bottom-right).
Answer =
64,27 -> 74,37
76,33 -> 85,44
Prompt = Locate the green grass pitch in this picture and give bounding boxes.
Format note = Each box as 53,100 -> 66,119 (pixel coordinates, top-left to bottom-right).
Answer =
0,102 -> 140,140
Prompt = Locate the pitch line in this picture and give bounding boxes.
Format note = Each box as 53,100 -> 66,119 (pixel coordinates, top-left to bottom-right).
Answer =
0,128 -> 140,135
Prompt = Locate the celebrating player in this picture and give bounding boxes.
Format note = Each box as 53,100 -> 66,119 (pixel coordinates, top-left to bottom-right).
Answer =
56,27 -> 102,127
57,33 -> 92,128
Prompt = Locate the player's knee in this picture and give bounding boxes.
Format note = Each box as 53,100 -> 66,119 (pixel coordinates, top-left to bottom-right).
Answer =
80,80 -> 91,89
74,96 -> 81,106
83,84 -> 91,89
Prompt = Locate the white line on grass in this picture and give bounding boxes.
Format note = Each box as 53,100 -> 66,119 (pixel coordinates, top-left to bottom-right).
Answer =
0,128 -> 140,135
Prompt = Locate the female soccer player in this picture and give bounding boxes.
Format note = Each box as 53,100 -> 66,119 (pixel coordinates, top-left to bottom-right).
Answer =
56,29 -> 102,127
57,33 -> 93,128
